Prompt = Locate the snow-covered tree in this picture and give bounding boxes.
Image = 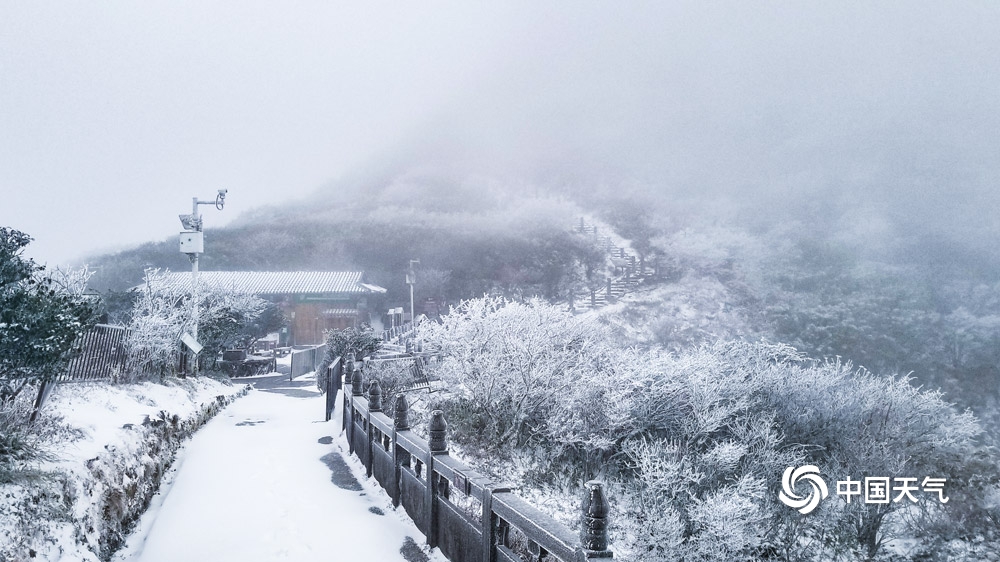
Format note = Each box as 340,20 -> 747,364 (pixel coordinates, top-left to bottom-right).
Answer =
0,229 -> 97,470
196,289 -> 274,368
419,296 -> 610,453
316,325 -> 382,392
759,358 -> 982,559
125,270 -> 188,377
414,297 -> 988,561
0,228 -> 97,400
126,270 -> 273,377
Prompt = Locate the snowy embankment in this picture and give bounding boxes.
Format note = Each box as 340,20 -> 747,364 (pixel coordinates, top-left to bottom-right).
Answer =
113,371 -> 444,562
0,376 -> 249,561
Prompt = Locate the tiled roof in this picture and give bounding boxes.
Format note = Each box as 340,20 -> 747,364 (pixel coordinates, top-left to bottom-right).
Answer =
150,271 -> 387,295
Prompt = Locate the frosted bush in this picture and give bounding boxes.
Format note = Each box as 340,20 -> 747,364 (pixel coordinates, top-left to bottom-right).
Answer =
414,296 -> 987,561
419,295 -> 610,452
127,270 -> 270,378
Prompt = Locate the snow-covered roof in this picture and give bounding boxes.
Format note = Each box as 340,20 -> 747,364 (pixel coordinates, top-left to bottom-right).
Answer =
322,308 -> 358,316
148,271 -> 387,296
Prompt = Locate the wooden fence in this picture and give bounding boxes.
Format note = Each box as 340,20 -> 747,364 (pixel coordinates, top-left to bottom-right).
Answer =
29,324 -> 145,421
337,358 -> 613,562
60,324 -> 131,382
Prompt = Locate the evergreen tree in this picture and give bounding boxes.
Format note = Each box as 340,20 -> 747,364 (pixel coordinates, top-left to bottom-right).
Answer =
0,228 -> 97,401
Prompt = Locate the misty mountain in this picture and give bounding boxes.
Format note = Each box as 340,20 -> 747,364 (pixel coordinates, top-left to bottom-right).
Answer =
77,1 -> 1000,441
86,175 -> 602,312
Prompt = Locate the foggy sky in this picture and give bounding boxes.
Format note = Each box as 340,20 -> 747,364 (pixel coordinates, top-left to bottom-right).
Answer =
3,2 -> 999,266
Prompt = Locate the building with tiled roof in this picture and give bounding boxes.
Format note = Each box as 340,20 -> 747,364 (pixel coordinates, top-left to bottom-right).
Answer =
152,271 -> 387,345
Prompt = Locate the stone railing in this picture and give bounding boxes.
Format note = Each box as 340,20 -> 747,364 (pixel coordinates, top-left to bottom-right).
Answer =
380,321 -> 415,344
338,358 -> 613,562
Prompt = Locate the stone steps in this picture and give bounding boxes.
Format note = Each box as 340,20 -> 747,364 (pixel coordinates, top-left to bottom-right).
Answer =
564,218 -> 657,313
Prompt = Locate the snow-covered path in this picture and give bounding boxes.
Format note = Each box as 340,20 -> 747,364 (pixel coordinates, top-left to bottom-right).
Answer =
114,372 -> 438,562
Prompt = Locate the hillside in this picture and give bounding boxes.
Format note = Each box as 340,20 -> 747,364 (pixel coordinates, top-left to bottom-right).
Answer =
86,176 -> 605,314
81,160 -> 1000,440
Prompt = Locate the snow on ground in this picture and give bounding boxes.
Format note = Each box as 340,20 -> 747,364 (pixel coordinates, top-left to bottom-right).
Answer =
53,376 -> 241,466
0,375 -> 246,561
595,273 -> 755,349
114,371 -> 445,562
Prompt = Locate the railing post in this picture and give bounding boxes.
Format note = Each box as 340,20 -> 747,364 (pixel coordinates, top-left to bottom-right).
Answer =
429,410 -> 447,454
581,481 -> 613,558
426,410 -> 447,548
482,486 -> 494,562
325,363 -> 334,422
369,379 -> 383,412
481,483 -> 512,562
392,393 -> 409,508
29,380 -> 51,424
365,379 -> 382,478
345,370 -> 353,451
353,364 -> 364,457
335,359 -> 342,395
352,363 -> 364,396
342,356 -> 354,434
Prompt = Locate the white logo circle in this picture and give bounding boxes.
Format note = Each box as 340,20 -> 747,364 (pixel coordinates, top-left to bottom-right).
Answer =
779,465 -> 829,514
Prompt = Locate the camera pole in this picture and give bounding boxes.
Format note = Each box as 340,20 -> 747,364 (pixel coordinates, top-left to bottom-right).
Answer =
179,190 -> 227,375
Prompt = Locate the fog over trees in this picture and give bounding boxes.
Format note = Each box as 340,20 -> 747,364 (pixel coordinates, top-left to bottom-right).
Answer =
6,3 -> 1000,559
82,3 -> 1000,439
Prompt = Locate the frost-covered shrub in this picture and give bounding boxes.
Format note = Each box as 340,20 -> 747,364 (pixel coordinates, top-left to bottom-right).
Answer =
610,344 -> 801,562
196,292 -> 276,366
126,270 -> 272,378
362,359 -> 417,405
414,296 -> 989,561
610,342 -> 984,561
598,274 -> 759,351
315,326 -> 381,393
126,271 -> 189,378
753,358 -> 982,559
418,296 -> 610,454
0,388 -> 75,478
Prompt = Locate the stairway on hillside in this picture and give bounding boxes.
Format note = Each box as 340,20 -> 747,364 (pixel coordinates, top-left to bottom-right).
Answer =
566,217 -> 657,313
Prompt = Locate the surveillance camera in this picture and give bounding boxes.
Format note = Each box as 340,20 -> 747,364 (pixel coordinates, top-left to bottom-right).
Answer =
215,189 -> 228,210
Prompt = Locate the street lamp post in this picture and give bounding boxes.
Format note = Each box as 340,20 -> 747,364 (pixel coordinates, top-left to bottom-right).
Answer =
406,259 -> 419,327
179,189 -> 227,374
